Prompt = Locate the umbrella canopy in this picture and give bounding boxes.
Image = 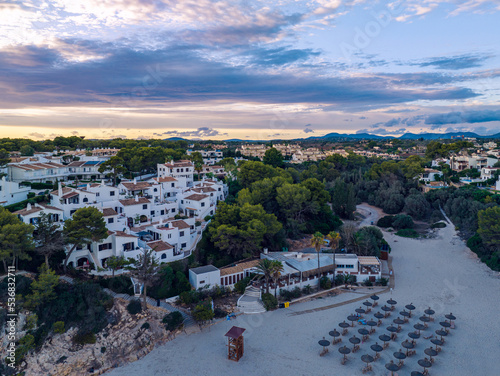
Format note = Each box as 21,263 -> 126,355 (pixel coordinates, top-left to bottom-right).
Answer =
339,321 -> 350,328
361,354 -> 374,364
405,303 -> 416,311
355,307 -> 366,314
431,338 -> 444,346
319,338 -> 330,347
386,360 -> 400,372
387,325 -> 398,333
370,294 -> 380,301
358,328 -> 370,336
379,334 -> 391,342
418,358 -> 432,368
393,350 -> 407,360
414,323 -> 426,331
440,321 -> 451,328
338,345 -> 351,355
419,316 -> 430,323
370,342 -> 383,352
367,320 -> 378,327
329,329 -> 341,337
425,347 -> 438,357
349,335 -> 361,345
402,340 -> 415,349
393,318 -> 405,325
347,315 -> 358,322
436,329 -> 448,337
400,310 -> 410,317
382,305 -> 392,312
445,313 -> 456,321
363,300 -> 373,307
424,307 -> 435,316
387,298 -> 397,305
408,331 -> 420,339
374,312 -> 384,319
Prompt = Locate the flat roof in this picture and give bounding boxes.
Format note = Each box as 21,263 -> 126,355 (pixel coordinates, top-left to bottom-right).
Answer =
190,265 -> 219,275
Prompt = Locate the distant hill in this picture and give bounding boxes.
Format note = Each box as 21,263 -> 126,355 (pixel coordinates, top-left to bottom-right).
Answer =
163,137 -> 189,141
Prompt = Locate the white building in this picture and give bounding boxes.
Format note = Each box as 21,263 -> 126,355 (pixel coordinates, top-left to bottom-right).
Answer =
66,161 -> 106,180
186,149 -> 223,165
480,167 -> 500,181
420,169 -> 443,182
157,160 -> 194,188
0,177 -> 31,206
189,265 -> 220,289
8,162 -> 67,183
14,202 -> 64,226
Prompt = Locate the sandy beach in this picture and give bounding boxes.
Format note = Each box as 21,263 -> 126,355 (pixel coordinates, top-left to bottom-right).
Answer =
105,222 -> 500,376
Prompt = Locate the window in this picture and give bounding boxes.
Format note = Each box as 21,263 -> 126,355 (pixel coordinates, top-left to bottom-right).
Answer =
142,204 -> 147,209
161,254 -> 166,259
108,218 -> 114,224
171,183 -> 175,187
154,188 -> 157,192
96,193 -> 100,197
180,231 -> 184,236
199,280 -> 205,284
180,200 -> 184,204
168,234 -> 172,239
201,202 -> 205,207
171,208 -> 176,212
181,243 -> 186,248
160,210 -> 165,215
150,210 -> 155,215
83,197 -> 88,203
98,243 -> 112,251
110,191 -> 115,196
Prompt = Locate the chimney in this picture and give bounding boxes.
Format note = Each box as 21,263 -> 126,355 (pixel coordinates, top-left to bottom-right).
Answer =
86,183 -> 90,190
101,179 -> 105,186
263,248 -> 268,255
133,177 -> 137,184
27,202 -> 32,211
135,195 -> 138,202
58,182 -> 63,196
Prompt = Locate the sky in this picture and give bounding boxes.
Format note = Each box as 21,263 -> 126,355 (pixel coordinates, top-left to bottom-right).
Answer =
1,0 -> 500,140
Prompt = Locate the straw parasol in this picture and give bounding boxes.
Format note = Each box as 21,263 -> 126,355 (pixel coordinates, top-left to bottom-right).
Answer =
414,323 -> 426,333
424,307 -> 435,317
424,347 -> 438,359
387,298 -> 397,306
401,340 -> 415,356
430,338 -> 444,351
374,312 -> 384,319
363,300 -> 373,307
347,315 -> 358,327
385,360 -> 400,376
408,331 -> 420,340
329,329 -> 341,344
338,345 -> 351,364
418,358 -> 432,372
355,307 -> 366,315
379,334 -> 391,348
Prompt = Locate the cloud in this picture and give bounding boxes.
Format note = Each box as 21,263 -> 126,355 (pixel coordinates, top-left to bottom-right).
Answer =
0,41 -> 483,111
28,132 -> 46,139
410,54 -> 493,70
425,109 -> 500,125
371,115 -> 424,129
359,116 -> 366,119
244,46 -> 320,66
304,123 -> 312,127
303,128 -> 314,133
162,127 -> 227,138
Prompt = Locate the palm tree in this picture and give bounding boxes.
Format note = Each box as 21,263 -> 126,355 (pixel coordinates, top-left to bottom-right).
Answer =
255,258 -> 274,295
270,261 -> 284,298
311,232 -> 326,289
326,231 -> 341,284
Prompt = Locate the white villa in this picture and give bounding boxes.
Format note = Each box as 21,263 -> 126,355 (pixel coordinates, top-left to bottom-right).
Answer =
0,177 -> 31,206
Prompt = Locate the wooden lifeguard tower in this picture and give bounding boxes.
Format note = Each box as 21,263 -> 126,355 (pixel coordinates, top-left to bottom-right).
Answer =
224,326 -> 246,362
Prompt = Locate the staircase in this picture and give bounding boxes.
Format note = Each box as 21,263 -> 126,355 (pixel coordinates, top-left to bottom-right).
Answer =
237,286 -> 266,314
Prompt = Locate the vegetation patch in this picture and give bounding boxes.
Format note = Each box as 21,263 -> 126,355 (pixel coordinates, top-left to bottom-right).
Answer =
395,229 -> 420,238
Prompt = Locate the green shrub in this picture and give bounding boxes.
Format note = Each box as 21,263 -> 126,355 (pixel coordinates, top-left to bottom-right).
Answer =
234,276 -> 252,294
126,299 -> 142,315
98,275 -> 134,295
141,322 -> 150,330
395,229 -> 419,238
431,221 -> 447,229
214,307 -> 228,318
73,332 -> 96,345
261,293 -> 278,311
302,285 -> 312,295
178,290 -> 199,305
392,214 -> 414,230
319,276 -> 332,290
15,334 -> 35,365
27,192 -> 36,199
363,279 -> 373,287
376,278 -> 389,286
25,314 -> 38,330
52,321 -> 65,334
377,215 -> 395,228
162,311 -> 184,331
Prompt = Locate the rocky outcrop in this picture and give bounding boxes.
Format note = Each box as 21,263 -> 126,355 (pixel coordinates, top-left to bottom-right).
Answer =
23,299 -> 179,376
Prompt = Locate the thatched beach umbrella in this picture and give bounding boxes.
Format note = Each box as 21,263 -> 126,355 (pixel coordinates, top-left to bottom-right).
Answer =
431,338 -> 444,351
436,328 -> 448,341
349,335 -> 361,351
408,331 -> 420,340
387,298 -> 397,306
385,360 -> 400,376
355,307 -> 366,315
379,334 -> 391,348
401,340 -> 415,356
361,354 -> 374,369
347,315 -> 358,326
329,329 -> 341,344
405,303 -> 416,317
424,307 -> 435,317
370,341 -> 383,357
338,345 -> 351,364
418,358 -> 432,373
363,300 -> 373,307
424,347 -> 438,359
414,323 -> 426,333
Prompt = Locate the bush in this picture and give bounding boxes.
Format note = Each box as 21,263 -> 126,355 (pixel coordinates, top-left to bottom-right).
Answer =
52,321 -> 65,334
126,299 -> 142,315
364,279 -> 373,287
214,307 -> 228,318
141,322 -> 150,330
162,311 -> 184,331
73,332 -> 96,345
97,275 -> 134,295
319,276 -> 332,290
392,215 -> 414,230
178,290 -> 200,305
395,229 -> 419,238
302,285 -> 312,295
377,215 -> 395,228
376,277 -> 389,286
261,293 -> 278,311
234,276 -> 252,294
431,221 -> 447,229
27,192 -> 36,199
